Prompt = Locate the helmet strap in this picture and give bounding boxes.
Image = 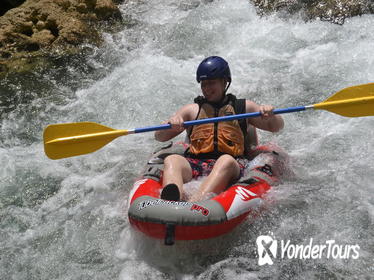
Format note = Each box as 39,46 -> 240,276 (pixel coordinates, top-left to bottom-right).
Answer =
224,81 -> 231,94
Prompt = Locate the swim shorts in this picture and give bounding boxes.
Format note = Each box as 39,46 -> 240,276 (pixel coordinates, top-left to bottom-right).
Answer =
185,157 -> 248,179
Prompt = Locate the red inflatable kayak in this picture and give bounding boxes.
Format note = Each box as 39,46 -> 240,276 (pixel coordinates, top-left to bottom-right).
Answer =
128,142 -> 287,245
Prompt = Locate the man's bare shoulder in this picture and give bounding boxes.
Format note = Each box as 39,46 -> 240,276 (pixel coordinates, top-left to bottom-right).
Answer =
179,103 -> 199,120
245,99 -> 259,113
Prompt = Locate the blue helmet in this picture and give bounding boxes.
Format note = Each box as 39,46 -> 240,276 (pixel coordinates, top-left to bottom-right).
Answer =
196,56 -> 231,83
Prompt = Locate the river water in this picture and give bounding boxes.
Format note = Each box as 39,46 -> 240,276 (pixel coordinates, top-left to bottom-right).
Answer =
0,0 -> 373,279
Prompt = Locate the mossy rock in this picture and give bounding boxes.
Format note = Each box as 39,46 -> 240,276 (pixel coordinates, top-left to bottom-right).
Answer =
251,0 -> 374,24
0,0 -> 124,77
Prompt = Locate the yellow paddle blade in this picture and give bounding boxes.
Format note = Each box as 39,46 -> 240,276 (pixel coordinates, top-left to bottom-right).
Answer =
43,122 -> 129,159
313,83 -> 374,117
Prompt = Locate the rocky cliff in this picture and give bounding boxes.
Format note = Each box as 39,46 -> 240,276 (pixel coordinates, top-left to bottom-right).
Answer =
0,0 -> 123,76
251,0 -> 374,24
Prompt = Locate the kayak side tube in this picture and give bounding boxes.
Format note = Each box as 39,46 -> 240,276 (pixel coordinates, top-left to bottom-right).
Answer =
128,173 -> 271,241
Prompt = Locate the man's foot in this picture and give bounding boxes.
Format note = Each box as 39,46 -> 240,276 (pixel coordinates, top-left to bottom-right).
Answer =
160,183 -> 180,201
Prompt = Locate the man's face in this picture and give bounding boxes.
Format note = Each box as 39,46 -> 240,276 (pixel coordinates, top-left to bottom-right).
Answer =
200,79 -> 226,103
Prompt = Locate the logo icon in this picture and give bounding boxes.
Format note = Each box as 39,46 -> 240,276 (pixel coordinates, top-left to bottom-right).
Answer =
257,235 -> 277,266
235,186 -> 257,201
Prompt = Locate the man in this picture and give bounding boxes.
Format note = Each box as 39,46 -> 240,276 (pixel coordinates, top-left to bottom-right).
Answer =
155,56 -> 284,202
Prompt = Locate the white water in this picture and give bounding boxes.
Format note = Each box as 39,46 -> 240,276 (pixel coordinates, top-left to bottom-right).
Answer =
1,0 -> 373,279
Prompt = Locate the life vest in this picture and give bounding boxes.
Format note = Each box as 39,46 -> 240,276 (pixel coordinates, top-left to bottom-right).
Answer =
187,94 -> 257,159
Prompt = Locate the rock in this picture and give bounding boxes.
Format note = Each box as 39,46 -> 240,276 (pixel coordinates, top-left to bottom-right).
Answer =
35,20 -> 46,31
308,0 -> 373,24
0,0 -> 123,77
95,0 -> 122,19
31,29 -> 55,47
250,0 -> 374,24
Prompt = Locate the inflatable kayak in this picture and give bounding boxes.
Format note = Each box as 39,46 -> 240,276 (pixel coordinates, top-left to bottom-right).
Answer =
128,142 -> 287,245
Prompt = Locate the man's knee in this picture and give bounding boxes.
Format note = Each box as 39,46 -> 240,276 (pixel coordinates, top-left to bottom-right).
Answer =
164,154 -> 185,165
164,154 -> 192,182
164,154 -> 191,172
216,154 -> 239,170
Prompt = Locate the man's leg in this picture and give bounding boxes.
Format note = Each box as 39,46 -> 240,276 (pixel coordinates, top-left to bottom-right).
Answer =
162,154 -> 193,200
189,154 -> 240,202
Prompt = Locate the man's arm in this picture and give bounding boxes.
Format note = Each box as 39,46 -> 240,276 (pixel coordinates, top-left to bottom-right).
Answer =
155,103 -> 198,142
245,100 -> 284,132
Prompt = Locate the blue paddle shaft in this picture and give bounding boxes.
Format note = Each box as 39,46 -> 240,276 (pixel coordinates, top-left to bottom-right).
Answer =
134,106 -> 306,133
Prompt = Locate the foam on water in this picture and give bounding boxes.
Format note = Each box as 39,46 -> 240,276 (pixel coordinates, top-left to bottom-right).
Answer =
0,0 -> 373,279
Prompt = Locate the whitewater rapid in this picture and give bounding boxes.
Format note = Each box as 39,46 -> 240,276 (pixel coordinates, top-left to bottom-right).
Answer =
0,0 -> 373,279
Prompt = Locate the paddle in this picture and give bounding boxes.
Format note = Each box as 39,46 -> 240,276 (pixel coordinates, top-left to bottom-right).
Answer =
44,83 -> 374,159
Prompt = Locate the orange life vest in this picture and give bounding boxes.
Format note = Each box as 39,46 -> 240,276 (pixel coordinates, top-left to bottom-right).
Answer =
188,94 -> 253,158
